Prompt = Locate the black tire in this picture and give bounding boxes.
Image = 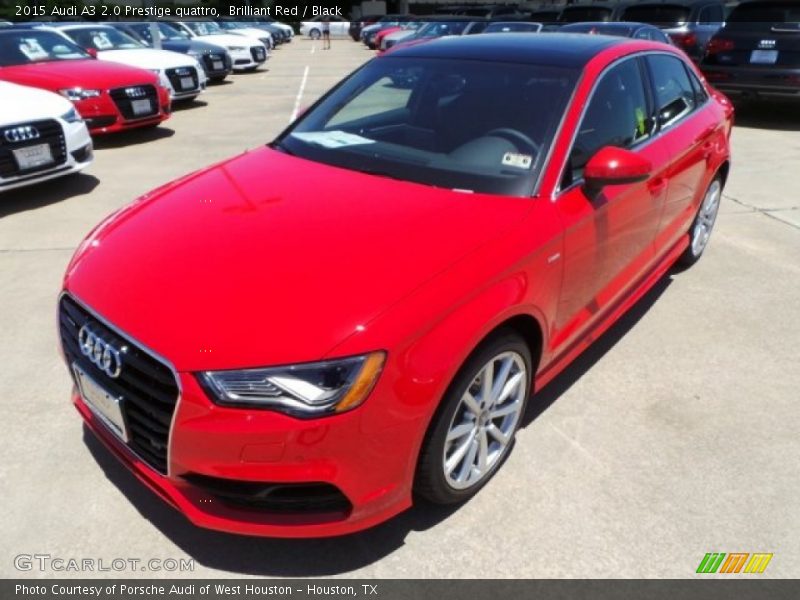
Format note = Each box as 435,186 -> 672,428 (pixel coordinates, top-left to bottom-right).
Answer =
415,329 -> 533,505
310,29 -> 321,40
678,175 -> 723,268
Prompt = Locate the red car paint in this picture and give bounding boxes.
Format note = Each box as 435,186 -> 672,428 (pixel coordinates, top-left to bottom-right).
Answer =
0,59 -> 170,134
61,39 -> 732,537
373,26 -> 402,52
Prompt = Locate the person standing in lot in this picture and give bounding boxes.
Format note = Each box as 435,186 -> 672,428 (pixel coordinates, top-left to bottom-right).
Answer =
322,17 -> 331,50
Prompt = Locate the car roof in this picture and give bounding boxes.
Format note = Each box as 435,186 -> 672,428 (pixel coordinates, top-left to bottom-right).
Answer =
386,33 -> 624,68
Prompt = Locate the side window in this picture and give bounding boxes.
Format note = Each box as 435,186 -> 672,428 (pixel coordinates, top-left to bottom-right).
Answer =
685,63 -> 709,105
646,54 -> 697,129
565,58 -> 652,185
698,7 -> 712,24
634,28 -> 651,40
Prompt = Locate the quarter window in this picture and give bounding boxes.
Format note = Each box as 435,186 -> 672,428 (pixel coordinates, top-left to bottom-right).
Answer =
646,55 -> 697,129
564,58 -> 652,185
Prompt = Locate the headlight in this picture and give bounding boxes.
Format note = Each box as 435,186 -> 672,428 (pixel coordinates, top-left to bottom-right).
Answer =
58,88 -> 101,101
199,352 -> 385,418
60,107 -> 82,123
227,45 -> 246,51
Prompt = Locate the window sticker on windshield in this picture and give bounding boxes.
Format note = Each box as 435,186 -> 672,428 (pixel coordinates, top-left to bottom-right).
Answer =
502,152 -> 533,170
291,131 -> 376,149
92,32 -> 114,50
19,39 -> 48,61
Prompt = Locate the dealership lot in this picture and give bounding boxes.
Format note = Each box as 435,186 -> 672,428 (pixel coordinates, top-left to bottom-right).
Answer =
1,38 -> 799,578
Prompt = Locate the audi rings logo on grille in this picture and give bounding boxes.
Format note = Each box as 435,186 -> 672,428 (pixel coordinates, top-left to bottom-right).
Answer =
125,87 -> 147,99
3,125 -> 40,144
78,324 -> 124,378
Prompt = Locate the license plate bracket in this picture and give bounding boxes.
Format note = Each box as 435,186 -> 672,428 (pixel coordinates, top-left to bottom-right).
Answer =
12,143 -> 54,170
131,98 -> 154,116
750,49 -> 778,64
180,76 -> 194,90
73,363 -> 129,442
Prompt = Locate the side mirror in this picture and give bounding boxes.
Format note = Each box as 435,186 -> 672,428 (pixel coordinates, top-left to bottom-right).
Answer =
583,146 -> 652,199
85,47 -> 98,59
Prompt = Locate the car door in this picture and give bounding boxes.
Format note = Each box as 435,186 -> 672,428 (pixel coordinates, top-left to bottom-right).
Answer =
333,17 -> 348,36
644,53 -> 723,256
551,56 -> 670,349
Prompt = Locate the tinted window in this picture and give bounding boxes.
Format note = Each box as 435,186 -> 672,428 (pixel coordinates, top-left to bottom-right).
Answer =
698,6 -> 724,24
623,5 -> 692,26
561,8 -> 613,23
727,1 -> 800,27
685,64 -> 709,104
0,30 -> 90,66
646,55 -> 697,128
279,58 -> 578,197
566,59 -> 652,184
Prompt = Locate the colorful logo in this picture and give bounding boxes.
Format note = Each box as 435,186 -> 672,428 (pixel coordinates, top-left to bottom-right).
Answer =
696,553 -> 773,574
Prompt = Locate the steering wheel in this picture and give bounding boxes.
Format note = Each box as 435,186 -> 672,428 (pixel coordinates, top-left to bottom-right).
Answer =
485,128 -> 540,156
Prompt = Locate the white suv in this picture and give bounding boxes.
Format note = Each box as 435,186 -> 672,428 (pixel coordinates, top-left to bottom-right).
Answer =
53,24 -> 207,101
0,82 -> 93,192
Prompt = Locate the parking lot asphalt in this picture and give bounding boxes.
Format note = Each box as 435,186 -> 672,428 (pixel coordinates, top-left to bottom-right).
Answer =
1,39 -> 798,579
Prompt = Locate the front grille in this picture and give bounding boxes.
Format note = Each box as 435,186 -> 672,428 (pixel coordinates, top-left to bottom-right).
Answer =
183,474 -> 353,516
202,53 -> 230,73
59,295 -> 179,475
250,46 -> 266,63
0,119 -> 66,178
165,66 -> 199,94
108,84 -> 159,121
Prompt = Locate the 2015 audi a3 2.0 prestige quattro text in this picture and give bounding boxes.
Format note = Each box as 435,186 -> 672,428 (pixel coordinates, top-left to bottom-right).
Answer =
59,34 -> 733,537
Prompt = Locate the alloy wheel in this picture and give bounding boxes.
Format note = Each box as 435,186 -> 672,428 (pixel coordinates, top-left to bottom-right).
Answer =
442,351 -> 528,490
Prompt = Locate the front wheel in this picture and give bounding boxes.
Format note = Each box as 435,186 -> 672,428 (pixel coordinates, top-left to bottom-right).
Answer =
415,330 -> 532,504
678,176 -> 723,267
309,28 -> 321,40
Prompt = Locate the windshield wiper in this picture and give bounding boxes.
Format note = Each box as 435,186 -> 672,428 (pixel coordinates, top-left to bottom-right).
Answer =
270,140 -> 296,156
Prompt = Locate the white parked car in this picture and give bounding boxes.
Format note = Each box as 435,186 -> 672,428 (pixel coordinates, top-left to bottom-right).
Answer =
169,21 -> 268,71
0,81 -> 93,192
52,24 -> 207,101
300,16 -> 350,39
216,21 -> 274,50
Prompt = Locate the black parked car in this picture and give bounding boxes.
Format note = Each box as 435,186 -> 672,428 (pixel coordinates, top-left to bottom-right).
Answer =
701,0 -> 800,101
558,1 -> 633,24
110,22 -> 232,82
559,21 -> 674,44
620,0 -> 726,62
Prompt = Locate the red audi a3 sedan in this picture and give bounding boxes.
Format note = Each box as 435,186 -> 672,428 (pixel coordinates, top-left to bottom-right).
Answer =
0,29 -> 170,134
59,34 -> 732,537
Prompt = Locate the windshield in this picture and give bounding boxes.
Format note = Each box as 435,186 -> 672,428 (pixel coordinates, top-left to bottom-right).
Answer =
728,1 -> 800,27
185,22 -> 224,36
130,22 -> 189,42
622,5 -> 691,26
276,57 -> 577,197
560,8 -> 613,23
64,27 -> 144,51
0,30 -> 90,65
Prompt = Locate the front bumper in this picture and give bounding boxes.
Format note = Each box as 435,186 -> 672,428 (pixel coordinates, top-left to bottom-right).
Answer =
72,368 -> 416,537
229,46 -> 268,71
702,65 -> 800,98
74,86 -> 171,135
0,120 -> 93,192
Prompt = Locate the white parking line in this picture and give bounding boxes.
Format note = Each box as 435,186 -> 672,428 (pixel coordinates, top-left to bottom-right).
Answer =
290,65 -> 310,122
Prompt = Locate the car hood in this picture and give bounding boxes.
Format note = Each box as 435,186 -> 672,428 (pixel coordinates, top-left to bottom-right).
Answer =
0,81 -> 73,121
97,48 -> 198,70
64,148 -> 531,372
0,59 -> 158,92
